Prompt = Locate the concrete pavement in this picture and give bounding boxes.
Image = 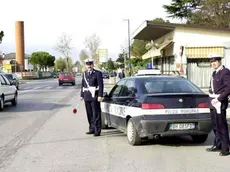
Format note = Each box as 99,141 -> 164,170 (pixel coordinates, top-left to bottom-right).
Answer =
0,78 -> 81,170
1,88 -> 230,172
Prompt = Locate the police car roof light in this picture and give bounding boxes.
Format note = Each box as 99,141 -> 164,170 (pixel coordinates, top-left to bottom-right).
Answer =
142,103 -> 165,109
136,69 -> 161,76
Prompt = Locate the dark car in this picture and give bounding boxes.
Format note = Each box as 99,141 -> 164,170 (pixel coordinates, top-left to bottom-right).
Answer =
109,72 -> 117,77
53,72 -> 59,78
102,72 -> 110,79
58,72 -> 75,86
3,73 -> 19,90
100,75 -> 212,146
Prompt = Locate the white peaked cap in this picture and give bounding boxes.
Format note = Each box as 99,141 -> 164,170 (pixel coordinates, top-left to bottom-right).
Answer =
208,53 -> 223,58
84,58 -> 94,63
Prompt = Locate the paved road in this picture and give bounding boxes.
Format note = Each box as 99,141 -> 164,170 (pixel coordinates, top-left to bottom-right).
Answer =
0,86 -> 230,172
18,77 -> 82,92
0,77 -> 82,171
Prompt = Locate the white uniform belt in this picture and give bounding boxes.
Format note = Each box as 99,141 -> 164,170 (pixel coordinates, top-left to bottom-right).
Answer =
83,87 -> 99,92
209,94 -> 220,98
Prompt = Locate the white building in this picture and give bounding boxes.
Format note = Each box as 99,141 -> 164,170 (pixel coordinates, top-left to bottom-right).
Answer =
2,53 -> 34,72
132,21 -> 230,88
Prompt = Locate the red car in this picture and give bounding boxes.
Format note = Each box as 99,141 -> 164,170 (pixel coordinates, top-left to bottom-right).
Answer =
58,72 -> 75,86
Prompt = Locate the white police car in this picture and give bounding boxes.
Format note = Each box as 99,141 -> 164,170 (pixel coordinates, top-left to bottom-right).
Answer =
101,75 -> 212,146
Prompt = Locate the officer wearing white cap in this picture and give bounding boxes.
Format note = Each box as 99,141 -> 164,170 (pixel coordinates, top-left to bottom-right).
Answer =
206,53 -> 230,156
80,57 -> 104,136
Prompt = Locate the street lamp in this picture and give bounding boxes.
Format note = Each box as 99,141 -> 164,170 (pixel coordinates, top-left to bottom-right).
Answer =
123,19 -> 132,76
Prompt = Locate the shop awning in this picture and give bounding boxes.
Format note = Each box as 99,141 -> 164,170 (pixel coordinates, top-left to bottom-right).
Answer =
185,46 -> 225,58
142,41 -> 173,60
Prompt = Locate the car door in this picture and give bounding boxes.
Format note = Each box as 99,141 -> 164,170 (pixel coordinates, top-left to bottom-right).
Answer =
1,75 -> 15,100
0,75 -> 11,101
101,79 -> 126,128
114,79 -> 136,129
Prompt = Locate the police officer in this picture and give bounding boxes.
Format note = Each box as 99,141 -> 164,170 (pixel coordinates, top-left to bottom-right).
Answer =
206,53 -> 230,156
80,58 -> 104,136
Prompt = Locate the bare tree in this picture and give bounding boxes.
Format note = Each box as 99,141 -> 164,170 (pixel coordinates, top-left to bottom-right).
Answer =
79,49 -> 89,65
0,31 -> 4,44
54,32 -> 73,71
84,33 -> 101,60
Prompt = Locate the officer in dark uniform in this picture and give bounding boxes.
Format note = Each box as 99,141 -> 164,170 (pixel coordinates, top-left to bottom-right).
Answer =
206,53 -> 230,156
80,58 -> 104,136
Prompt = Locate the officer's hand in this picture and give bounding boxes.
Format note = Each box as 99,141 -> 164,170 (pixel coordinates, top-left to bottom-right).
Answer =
98,96 -> 103,102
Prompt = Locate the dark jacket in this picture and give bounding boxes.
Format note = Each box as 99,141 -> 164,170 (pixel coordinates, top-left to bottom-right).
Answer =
119,72 -> 125,79
208,66 -> 230,109
80,69 -> 104,101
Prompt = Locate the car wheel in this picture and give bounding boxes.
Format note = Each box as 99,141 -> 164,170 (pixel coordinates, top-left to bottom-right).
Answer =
72,82 -> 75,86
0,97 -> 4,111
191,134 -> 208,143
59,83 -> 62,86
127,118 -> 141,145
101,113 -> 108,129
11,93 -> 18,106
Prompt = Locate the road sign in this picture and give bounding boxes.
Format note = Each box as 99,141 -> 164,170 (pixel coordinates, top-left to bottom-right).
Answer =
97,49 -> 108,64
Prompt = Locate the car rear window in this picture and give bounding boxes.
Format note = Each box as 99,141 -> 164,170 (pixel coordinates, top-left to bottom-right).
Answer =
60,72 -> 72,76
4,74 -> 13,80
139,78 -> 201,94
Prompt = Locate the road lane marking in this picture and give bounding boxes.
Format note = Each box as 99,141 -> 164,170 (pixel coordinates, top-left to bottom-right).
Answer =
46,87 -> 52,89
33,87 -> 41,90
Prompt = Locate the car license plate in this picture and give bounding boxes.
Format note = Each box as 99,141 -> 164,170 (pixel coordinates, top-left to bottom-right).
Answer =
169,123 -> 195,130
64,79 -> 68,80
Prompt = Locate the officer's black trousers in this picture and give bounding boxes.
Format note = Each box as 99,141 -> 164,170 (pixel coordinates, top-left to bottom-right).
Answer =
84,100 -> 101,134
210,108 -> 230,151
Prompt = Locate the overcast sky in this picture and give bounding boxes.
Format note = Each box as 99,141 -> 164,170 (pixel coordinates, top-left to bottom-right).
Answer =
0,0 -> 179,62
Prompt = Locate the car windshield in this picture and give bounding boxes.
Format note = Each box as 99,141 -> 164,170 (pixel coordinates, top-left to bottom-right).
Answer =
60,72 -> 71,76
139,78 -> 202,94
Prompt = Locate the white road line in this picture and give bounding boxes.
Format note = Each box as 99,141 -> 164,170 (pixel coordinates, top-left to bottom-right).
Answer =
45,86 -> 52,89
33,87 -> 41,90
57,87 -> 63,89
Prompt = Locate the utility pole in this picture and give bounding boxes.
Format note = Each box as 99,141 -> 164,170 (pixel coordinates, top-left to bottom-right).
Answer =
15,60 -> 17,73
123,19 -> 132,76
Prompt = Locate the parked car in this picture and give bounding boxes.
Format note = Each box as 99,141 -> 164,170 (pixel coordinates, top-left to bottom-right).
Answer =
53,72 -> 59,78
0,73 -> 18,110
58,72 -> 75,86
100,75 -> 212,145
102,72 -> 110,79
2,73 -> 19,90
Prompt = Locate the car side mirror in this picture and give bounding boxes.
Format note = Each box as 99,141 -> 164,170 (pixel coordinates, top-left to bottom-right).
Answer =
103,92 -> 108,97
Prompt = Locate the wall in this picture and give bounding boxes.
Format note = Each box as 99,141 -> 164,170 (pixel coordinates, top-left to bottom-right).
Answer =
173,27 -> 230,60
24,59 -> 34,70
173,27 -> 230,84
